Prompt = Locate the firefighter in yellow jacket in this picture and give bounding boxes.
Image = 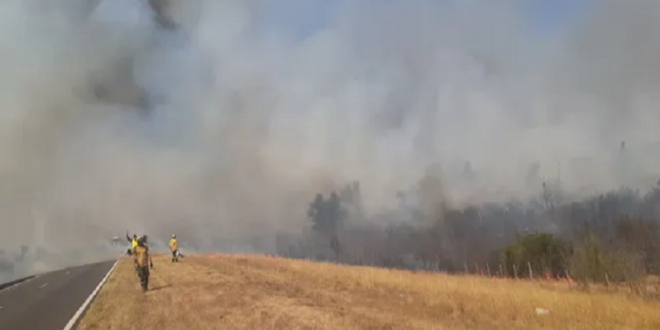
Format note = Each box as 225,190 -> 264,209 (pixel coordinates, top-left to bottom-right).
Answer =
126,231 -> 138,255
169,234 -> 179,262
133,236 -> 153,293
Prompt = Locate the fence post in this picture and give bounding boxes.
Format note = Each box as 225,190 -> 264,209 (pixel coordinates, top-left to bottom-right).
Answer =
486,263 -> 491,277
605,273 -> 610,287
527,262 -> 533,279
513,264 -> 518,279
464,261 -> 469,274
474,262 -> 480,275
499,263 -> 504,278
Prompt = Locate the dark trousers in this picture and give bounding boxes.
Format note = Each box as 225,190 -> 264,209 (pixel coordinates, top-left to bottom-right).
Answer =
137,266 -> 150,291
171,250 -> 179,262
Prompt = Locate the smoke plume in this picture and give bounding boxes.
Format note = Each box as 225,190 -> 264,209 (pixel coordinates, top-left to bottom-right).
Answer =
1,0 -> 659,278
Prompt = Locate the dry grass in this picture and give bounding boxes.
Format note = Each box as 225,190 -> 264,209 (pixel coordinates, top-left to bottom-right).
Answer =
77,254 -> 660,330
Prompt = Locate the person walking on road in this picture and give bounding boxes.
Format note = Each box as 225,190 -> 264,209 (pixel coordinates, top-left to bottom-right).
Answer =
133,236 -> 153,293
169,234 -> 179,262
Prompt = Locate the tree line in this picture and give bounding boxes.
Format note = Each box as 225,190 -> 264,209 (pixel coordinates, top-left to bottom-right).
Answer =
278,178 -> 660,288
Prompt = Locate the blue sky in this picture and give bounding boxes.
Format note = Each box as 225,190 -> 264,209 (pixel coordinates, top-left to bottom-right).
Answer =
258,0 -> 593,40
528,0 -> 592,36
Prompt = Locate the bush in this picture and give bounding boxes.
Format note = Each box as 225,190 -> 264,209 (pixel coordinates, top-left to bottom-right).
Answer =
501,232 -> 569,278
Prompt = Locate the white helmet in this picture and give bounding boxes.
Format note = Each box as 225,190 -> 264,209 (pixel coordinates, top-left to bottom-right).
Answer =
172,234 -> 176,238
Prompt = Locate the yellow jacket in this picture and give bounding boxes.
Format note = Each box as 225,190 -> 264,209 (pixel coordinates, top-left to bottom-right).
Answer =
169,238 -> 178,251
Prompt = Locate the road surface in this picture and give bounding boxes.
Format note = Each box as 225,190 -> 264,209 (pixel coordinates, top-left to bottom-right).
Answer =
0,260 -> 116,330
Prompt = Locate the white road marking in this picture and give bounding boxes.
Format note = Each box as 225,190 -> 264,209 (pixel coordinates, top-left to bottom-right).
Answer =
62,259 -> 119,330
65,271 -> 70,275
38,283 -> 48,289
0,275 -> 40,294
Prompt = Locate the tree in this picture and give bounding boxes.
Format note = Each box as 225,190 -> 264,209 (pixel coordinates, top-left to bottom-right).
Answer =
308,192 -> 346,235
614,217 -> 660,274
307,192 -> 347,261
340,180 -> 365,221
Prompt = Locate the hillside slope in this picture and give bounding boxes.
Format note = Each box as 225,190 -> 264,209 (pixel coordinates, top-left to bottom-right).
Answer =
77,255 -> 660,330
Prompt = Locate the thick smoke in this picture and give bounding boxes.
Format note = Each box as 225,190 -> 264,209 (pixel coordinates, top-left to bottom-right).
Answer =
1,0 -> 659,279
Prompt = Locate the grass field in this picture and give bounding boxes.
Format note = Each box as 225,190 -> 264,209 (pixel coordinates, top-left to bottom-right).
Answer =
76,254 -> 660,330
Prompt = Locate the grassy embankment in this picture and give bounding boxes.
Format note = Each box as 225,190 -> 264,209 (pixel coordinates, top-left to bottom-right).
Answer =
77,254 -> 660,330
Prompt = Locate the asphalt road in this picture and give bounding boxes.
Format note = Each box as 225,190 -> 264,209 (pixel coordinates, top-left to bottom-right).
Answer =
0,260 -> 116,330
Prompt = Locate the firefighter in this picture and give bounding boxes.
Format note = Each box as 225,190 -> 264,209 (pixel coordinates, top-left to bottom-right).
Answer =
133,236 -> 153,293
126,231 -> 138,255
169,234 -> 179,262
